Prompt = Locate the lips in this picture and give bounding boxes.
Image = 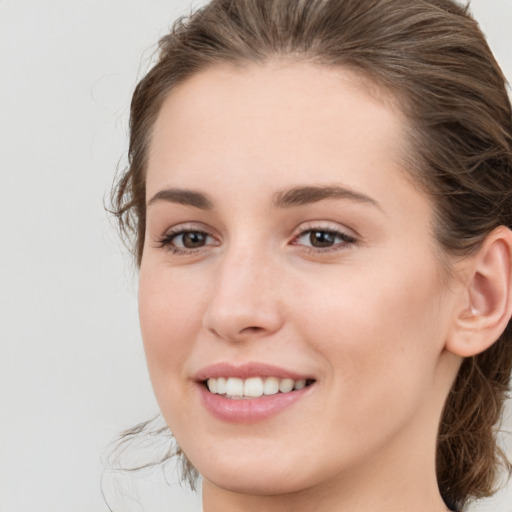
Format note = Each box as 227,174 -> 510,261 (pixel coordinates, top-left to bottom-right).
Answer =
194,362 -> 316,423
194,361 -> 314,381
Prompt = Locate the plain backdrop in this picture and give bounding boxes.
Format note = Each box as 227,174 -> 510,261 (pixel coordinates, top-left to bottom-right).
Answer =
1,1 -> 512,511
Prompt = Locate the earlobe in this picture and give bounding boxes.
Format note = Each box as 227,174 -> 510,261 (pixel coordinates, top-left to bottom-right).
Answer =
446,226 -> 512,358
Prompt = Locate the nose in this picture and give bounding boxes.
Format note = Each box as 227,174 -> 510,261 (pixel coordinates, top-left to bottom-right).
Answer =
202,243 -> 284,343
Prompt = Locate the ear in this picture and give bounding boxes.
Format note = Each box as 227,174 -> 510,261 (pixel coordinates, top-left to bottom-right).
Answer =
446,226 -> 512,358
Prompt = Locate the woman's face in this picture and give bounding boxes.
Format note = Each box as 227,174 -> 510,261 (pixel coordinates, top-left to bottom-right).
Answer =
139,61 -> 461,498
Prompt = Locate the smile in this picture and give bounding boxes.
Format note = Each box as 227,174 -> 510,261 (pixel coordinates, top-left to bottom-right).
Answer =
206,376 -> 313,399
195,363 -> 316,423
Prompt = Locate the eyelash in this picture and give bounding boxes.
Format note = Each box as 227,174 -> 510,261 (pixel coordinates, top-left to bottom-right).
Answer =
156,225 -> 357,256
291,227 -> 357,253
156,228 -> 218,256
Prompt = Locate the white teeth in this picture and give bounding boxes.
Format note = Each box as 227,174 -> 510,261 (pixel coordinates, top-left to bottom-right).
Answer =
244,377 -> 264,397
279,378 -> 294,393
206,376 -> 311,398
225,377 -> 244,397
216,377 -> 227,394
294,379 -> 306,390
263,377 -> 279,395
207,378 -> 217,393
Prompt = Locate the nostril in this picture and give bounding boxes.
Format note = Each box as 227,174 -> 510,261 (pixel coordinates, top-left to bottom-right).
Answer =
207,327 -> 219,337
241,326 -> 264,333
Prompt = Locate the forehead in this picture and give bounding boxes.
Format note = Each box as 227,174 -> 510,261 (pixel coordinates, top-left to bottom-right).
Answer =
147,60 -> 413,201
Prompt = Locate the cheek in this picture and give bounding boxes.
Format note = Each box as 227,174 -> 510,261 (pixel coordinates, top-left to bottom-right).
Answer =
138,264 -> 205,393
294,257 -> 447,422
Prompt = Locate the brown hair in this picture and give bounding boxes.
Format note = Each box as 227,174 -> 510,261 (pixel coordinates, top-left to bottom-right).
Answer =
111,0 -> 512,509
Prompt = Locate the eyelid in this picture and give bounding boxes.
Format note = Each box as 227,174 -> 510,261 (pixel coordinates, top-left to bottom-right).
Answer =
153,220 -> 358,256
289,221 -> 358,252
291,220 -> 358,239
155,222 -> 220,254
159,221 -> 218,239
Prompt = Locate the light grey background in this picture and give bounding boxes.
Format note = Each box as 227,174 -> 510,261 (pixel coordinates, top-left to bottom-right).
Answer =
1,1 -> 511,511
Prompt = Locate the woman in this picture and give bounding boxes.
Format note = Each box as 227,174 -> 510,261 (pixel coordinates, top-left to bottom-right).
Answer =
111,0 -> 512,510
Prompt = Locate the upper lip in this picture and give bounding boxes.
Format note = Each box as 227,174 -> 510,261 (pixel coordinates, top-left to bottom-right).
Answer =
194,362 -> 314,382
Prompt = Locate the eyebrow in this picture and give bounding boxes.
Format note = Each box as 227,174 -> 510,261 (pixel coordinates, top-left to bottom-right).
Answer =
147,184 -> 380,211
272,185 -> 381,210
147,188 -> 213,209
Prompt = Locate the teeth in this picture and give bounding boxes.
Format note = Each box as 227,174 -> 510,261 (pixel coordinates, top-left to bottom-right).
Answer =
206,376 -> 311,398
263,376 -> 279,395
226,377 -> 244,397
279,378 -> 294,393
244,377 -> 264,397
207,378 -> 217,393
294,379 -> 306,390
217,377 -> 227,394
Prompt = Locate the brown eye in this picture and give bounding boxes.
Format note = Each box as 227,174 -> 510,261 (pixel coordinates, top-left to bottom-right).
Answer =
157,229 -> 219,254
309,230 -> 337,247
173,231 -> 209,248
180,231 -> 208,248
293,228 -> 356,251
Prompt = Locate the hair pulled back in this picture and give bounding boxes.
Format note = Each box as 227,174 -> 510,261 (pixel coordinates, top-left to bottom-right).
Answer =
112,1 -> 512,509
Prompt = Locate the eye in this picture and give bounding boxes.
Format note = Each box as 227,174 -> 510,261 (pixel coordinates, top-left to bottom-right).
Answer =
157,228 -> 219,254
292,227 -> 356,251
173,231 -> 210,248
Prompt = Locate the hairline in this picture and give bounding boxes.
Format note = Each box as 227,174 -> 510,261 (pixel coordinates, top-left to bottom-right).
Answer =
137,56 -> 471,281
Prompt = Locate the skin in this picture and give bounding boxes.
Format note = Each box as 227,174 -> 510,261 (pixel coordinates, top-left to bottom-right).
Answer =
138,60 -> 467,512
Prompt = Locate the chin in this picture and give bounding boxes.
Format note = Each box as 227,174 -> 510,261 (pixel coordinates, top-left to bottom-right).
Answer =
204,466 -> 307,496
189,447 -> 311,495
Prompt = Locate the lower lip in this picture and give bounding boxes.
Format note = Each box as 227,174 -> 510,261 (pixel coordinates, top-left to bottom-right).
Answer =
198,384 -> 312,423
